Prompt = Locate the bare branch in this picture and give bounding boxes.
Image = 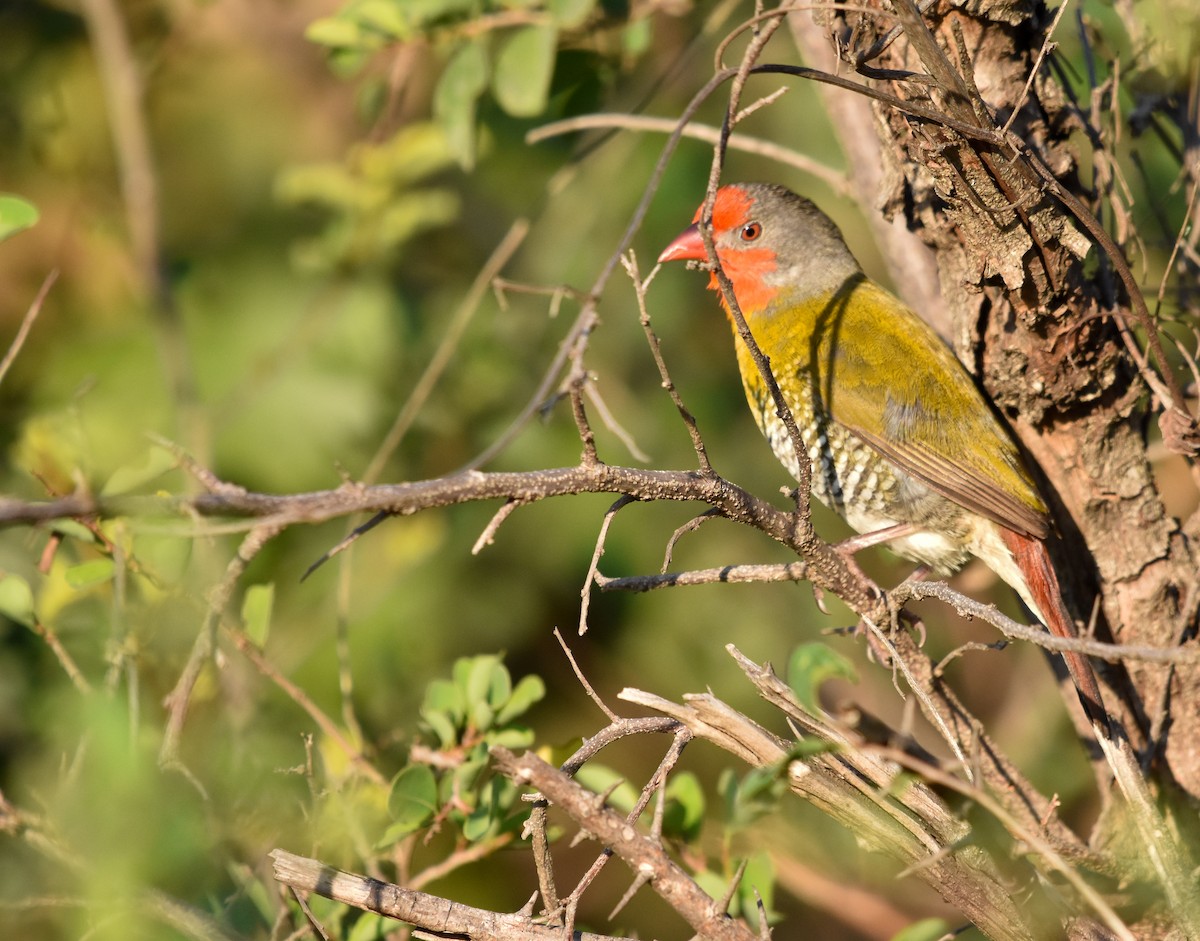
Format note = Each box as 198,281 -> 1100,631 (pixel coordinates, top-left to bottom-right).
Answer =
527,114 -> 851,195
0,270 -> 57,389
492,747 -> 756,941
270,849 -> 619,941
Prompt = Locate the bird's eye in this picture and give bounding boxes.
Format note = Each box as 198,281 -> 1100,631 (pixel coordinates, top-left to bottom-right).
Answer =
740,222 -> 762,241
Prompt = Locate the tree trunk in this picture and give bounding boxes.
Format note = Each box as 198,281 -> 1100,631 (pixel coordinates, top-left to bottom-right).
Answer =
795,0 -> 1200,800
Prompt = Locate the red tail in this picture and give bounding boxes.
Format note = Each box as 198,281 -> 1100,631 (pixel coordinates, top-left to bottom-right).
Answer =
999,529 -> 1108,729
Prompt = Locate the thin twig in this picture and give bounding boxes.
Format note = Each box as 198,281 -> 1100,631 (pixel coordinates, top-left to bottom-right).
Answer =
0,270 -> 57,389
623,252 -> 711,472
579,496 -> 634,635
554,627 -> 619,722
472,498 -> 524,555
661,510 -> 723,571
1002,0 -> 1071,135
159,522 -> 284,788
527,114 -> 851,196
230,627 -> 386,787
584,384 -> 651,463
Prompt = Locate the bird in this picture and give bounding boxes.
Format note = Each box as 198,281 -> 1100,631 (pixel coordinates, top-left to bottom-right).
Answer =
658,181 -> 1107,728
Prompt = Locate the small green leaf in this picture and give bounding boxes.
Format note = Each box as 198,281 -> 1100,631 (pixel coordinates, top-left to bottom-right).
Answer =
50,520 -> 97,543
485,725 -> 534,749
0,195 -> 39,242
434,40 -> 488,169
492,25 -> 557,117
241,583 -> 275,647
890,918 -> 951,941
346,912 -> 388,941
494,674 -> 544,724
461,803 -> 495,842
354,0 -> 407,38
786,642 -> 858,716
575,763 -> 639,814
721,766 -> 785,832
486,661 -> 512,710
465,655 -> 502,711
469,699 -> 495,732
422,709 -> 457,748
100,446 -> 177,496
450,747 -> 488,797
65,559 -> 116,589
662,772 -> 705,841
423,677 -> 465,724
386,764 -> 438,836
549,0 -> 595,28
738,852 -> 778,926
451,654 -> 475,690
0,574 -> 35,627
623,17 -> 651,57
305,16 -> 368,49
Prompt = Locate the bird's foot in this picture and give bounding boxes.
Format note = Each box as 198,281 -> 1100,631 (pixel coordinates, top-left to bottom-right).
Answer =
858,607 -> 927,665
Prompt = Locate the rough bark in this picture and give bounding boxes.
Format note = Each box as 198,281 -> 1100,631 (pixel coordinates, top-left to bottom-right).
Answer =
810,0 -> 1200,799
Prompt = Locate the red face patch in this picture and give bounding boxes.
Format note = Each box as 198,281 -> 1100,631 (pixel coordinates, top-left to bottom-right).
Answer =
705,185 -> 755,233
662,185 -> 779,314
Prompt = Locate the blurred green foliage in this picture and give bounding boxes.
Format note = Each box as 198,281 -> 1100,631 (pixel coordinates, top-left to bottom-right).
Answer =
0,0 -> 1195,939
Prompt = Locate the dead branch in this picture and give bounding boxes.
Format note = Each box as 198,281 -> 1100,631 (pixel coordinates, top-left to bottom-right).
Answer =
269,849 -> 619,941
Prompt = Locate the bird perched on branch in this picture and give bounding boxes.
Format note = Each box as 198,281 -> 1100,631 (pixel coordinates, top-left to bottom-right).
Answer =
658,182 -> 1107,728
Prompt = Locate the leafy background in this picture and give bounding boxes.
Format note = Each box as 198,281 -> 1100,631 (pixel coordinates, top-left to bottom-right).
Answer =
0,1 -> 1193,939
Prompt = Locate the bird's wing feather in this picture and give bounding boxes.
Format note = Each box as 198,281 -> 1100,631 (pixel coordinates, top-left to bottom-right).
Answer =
849,429 -> 1049,537
816,281 -> 1049,539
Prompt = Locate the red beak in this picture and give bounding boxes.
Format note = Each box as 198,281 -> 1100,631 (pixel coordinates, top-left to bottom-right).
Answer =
657,223 -> 707,264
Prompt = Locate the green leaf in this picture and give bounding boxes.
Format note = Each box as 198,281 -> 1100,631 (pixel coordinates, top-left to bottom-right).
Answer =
485,725 -> 534,749
549,0 -> 595,28
469,699 -> 495,732
451,654 -> 475,691
662,771 -> 705,842
423,677 -> 466,724
494,674 -> 545,725
785,642 -> 858,716
492,25 -> 557,117
305,17 -> 369,49
422,709 -> 457,749
0,574 -> 35,627
890,918 -> 951,941
465,655 -> 502,712
346,912 -> 388,941
449,746 -> 488,798
386,764 -> 438,836
623,17 -> 651,57
434,40 -> 488,169
100,446 -> 177,496
241,583 -> 275,647
354,0 -> 407,38
65,559 -> 116,589
486,660 -> 512,710
49,520 -> 96,543
575,763 -> 639,814
461,802 -> 495,842
422,676 -> 465,746
0,195 -> 39,242
720,766 -> 785,832
738,852 -> 778,927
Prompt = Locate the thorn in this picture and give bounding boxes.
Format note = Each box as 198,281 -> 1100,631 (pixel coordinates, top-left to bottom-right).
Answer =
300,510 -> 390,581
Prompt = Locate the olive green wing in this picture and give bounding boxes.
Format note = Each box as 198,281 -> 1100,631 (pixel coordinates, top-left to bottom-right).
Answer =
823,282 -> 1049,538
